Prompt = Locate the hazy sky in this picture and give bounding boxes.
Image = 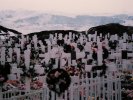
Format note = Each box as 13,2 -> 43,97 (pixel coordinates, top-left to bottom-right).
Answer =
0,0 -> 133,15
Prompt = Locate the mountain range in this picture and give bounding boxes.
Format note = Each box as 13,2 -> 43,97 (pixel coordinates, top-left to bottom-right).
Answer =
0,10 -> 133,34
0,25 -> 21,38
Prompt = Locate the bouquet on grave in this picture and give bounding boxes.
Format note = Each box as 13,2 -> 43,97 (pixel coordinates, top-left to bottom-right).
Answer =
30,78 -> 43,90
6,80 -> 19,87
3,80 -> 26,91
21,65 -> 38,78
122,89 -> 133,100
18,83 -> 26,90
65,66 -> 75,76
2,83 -> 17,91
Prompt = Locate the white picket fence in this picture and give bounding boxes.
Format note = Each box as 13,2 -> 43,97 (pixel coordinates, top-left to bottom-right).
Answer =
1,73 -> 121,100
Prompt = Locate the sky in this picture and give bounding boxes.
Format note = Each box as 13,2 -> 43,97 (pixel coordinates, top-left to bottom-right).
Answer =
0,0 -> 133,15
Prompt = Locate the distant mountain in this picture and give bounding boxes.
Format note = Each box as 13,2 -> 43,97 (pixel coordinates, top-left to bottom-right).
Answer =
27,30 -> 80,40
0,25 -> 21,37
0,23 -> 133,41
26,23 -> 133,41
0,10 -> 133,34
87,23 -> 133,36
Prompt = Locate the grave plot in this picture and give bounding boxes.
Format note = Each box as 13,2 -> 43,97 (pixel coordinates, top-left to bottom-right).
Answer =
0,30 -> 133,100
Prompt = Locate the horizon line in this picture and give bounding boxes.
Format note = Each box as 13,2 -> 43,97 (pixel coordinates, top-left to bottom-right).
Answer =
0,9 -> 133,17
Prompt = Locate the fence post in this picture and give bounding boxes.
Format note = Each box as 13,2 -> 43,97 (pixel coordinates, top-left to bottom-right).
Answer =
89,72 -> 93,100
85,73 -> 89,100
102,77 -> 105,100
118,76 -> 121,100
51,91 -> 55,100
0,87 -> 2,100
70,84 -> 74,100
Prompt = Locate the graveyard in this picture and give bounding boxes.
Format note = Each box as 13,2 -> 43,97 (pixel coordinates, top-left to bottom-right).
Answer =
0,23 -> 133,100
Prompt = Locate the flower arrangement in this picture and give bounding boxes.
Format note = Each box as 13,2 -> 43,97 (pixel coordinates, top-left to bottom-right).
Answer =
21,66 -> 38,78
30,80 -> 43,90
3,79 -> 44,91
65,66 -> 84,76
121,70 -> 133,99
46,68 -> 71,95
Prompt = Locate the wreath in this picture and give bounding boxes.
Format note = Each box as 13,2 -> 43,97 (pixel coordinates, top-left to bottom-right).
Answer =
46,68 -> 71,95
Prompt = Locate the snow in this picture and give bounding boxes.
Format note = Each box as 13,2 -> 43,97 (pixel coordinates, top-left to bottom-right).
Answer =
0,10 -> 133,34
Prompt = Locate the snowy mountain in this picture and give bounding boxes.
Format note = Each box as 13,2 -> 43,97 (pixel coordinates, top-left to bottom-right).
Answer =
0,10 -> 133,34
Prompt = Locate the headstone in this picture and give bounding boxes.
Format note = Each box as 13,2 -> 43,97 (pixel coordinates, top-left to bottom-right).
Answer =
41,45 -> 45,52
50,46 -> 59,58
50,34 -> 54,40
24,49 -> 31,69
87,54 -> 92,59
76,52 -> 85,59
119,39 -> 123,48
60,58 -> 67,67
69,32 -> 72,40
97,42 -> 103,65
123,33 -> 127,42
64,34 -> 68,43
25,77 -> 31,91
33,35 -> 38,50
44,53 -> 50,64
122,43 -> 127,50
122,59 -> 127,70
67,53 -> 71,66
72,33 -> 75,40
72,60 -> 77,66
82,59 -> 87,64
127,53 -> 133,57
84,42 -> 91,52
10,67 -> 22,80
55,33 -> 57,38
1,47 -> 5,65
8,74 -> 16,80
88,34 -> 91,41
115,34 -> 118,40
14,48 -> 20,64
39,76 -> 46,84
100,33 -> 102,38
110,35 -> 115,42
8,48 -> 13,62
8,40 -> 11,47
71,43 -> 77,48
85,65 -> 92,72
79,36 -> 83,44
107,62 -> 117,72
107,33 -> 110,38
34,65 -> 44,75
27,44 -> 31,50
21,35 -> 24,49
97,36 -> 100,43
58,33 -> 63,40
128,43 -> 132,51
